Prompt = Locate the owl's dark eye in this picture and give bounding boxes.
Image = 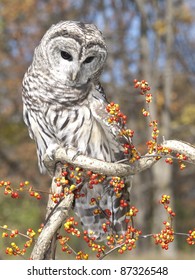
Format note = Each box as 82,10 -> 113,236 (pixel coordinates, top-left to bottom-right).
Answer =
83,56 -> 95,64
60,51 -> 73,61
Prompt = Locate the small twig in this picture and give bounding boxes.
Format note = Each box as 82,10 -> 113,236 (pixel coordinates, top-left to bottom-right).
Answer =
141,153 -> 194,166
66,243 -> 77,256
140,232 -> 190,239
0,225 -> 31,240
174,232 -> 190,237
99,244 -> 122,260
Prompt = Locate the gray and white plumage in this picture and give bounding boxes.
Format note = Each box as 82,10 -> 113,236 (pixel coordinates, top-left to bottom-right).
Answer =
22,21 -> 132,241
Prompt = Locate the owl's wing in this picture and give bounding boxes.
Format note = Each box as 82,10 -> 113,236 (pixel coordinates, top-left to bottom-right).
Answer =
23,102 -> 36,140
89,83 -> 131,162
23,101 -> 56,173
95,82 -> 109,102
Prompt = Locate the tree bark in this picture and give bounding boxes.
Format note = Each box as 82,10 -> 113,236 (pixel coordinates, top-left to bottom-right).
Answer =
30,192 -> 74,260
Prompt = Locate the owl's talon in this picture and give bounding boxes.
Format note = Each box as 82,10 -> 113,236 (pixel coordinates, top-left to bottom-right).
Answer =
46,143 -> 60,160
72,150 -> 82,161
63,144 -> 82,161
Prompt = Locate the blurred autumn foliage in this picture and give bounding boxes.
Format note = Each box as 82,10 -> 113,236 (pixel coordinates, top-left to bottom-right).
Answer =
0,0 -> 195,259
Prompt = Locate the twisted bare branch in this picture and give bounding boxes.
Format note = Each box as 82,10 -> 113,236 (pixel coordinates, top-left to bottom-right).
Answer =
44,140 -> 195,177
31,139 -> 195,259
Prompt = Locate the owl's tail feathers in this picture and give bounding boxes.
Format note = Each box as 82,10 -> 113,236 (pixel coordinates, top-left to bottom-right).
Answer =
73,182 -> 129,242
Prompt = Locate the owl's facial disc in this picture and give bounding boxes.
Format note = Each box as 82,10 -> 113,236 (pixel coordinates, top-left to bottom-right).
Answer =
45,35 -> 106,87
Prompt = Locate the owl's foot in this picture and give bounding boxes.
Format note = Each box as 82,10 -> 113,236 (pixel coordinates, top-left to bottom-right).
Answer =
46,143 -> 60,160
63,145 -> 83,161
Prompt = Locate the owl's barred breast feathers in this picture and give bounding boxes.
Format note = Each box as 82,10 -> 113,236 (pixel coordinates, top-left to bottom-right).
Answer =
22,21 -> 132,241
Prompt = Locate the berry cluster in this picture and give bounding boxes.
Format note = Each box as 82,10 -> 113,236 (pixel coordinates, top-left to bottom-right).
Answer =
26,228 -> 36,238
5,242 -> 27,256
130,146 -> 141,163
142,108 -> 150,117
153,221 -> 174,250
149,120 -> 159,141
186,229 -> 195,245
50,166 -> 84,203
176,153 -> 187,170
109,176 -> 125,198
59,219 -> 107,259
117,226 -> 142,254
102,221 -> 111,233
83,231 -> 106,259
146,141 -> 187,169
134,79 -> 151,93
51,191 -> 65,203
134,80 -> 162,159
87,171 -> 106,190
134,79 -> 151,117
119,128 -> 134,138
160,194 -> 176,217
0,180 -> 42,200
76,251 -> 89,260
1,226 -> 19,239
58,235 -> 73,255
106,225 -> 141,255
126,206 -> 139,219
147,141 -> 173,157
64,217 -> 81,237
1,225 -> 39,256
122,143 -> 140,163
106,102 -> 127,126
52,166 -> 107,204
152,195 -> 175,250
163,152 -> 187,170
105,102 -> 140,161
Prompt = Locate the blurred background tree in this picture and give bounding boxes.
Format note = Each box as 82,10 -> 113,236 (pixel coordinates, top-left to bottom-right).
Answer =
0,0 -> 195,259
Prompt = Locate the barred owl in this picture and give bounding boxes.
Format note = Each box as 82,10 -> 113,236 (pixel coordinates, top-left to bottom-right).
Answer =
22,21 -> 132,241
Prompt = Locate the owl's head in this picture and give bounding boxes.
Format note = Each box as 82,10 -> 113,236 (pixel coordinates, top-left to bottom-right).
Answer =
34,21 -> 107,87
